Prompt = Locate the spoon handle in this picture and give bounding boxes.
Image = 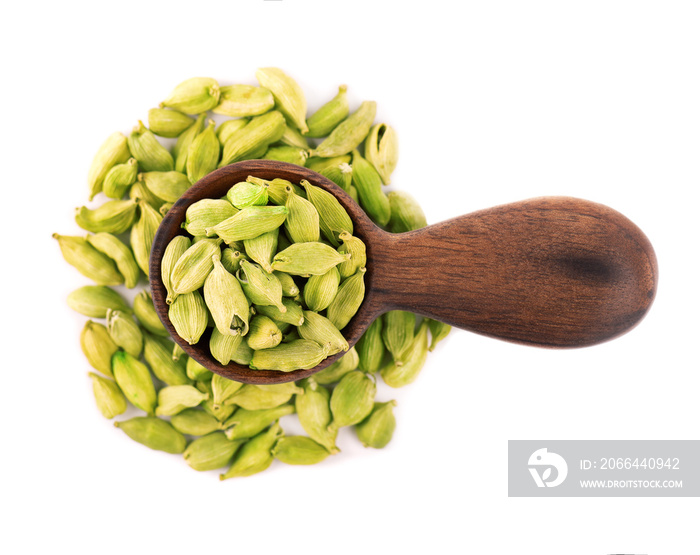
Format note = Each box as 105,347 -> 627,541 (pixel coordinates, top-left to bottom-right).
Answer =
368,197 -> 657,347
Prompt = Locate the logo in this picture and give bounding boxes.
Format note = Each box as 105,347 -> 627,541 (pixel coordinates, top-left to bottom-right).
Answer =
528,448 -> 568,488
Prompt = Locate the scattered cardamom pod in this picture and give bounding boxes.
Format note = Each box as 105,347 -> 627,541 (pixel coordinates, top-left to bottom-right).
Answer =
355,400 -> 397,448
255,67 -> 308,134
171,408 -> 220,436
187,119 -> 220,184
223,404 -> 295,441
356,317 -> 385,373
115,417 -> 186,454
88,372 -> 127,419
184,432 -> 244,471
87,132 -> 131,201
155,385 -> 209,417
364,123 -> 398,185
313,346 -> 360,385
143,332 -> 191,386
329,370 -> 377,430
305,84 -> 349,138
387,190 -> 427,232
103,158 -> 138,199
380,320 -> 430,388
273,436 -> 331,465
112,350 -> 157,415
131,199 -> 163,277
296,378 -> 339,453
128,120 -> 174,172
86,232 -> 141,289
311,100 -> 376,157
53,233 -> 124,286
75,199 -> 138,234
67,285 -> 131,318
220,422 -> 283,480
427,319 -> 452,351
214,84 -> 275,117
162,77 -> 221,115
148,107 -> 194,138
106,309 -> 143,357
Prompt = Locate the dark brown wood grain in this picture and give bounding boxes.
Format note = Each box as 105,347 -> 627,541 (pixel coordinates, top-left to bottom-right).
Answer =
150,160 -> 658,384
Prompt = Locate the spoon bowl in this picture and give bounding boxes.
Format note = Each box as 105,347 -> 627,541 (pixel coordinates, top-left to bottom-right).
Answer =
150,160 -> 658,384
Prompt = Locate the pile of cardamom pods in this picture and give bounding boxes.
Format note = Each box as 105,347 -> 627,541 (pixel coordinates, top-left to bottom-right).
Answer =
56,68 -> 451,479
163,174 -> 366,371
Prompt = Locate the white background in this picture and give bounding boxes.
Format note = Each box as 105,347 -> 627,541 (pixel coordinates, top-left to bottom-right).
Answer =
2,1 -> 699,553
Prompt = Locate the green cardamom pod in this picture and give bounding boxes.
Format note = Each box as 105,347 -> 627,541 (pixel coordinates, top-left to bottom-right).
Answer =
217,117 -> 249,145
186,356 -> 213,382
355,400 -> 397,448
53,233 -> 124,286
88,372 -> 127,419
262,145 -> 308,166
237,259 -> 286,313
174,113 -> 206,173
112,351 -> 157,415
67,285 -> 131,318
271,242 -> 350,276
214,84 -> 275,117
255,67 -> 308,134
187,119 -> 220,184
313,346 -> 360,385
273,436 -> 331,465
140,171 -> 191,203
303,267 -> 340,312
115,417 -> 186,454
143,332 -> 191,386
103,158 -> 138,199
318,163 -> 353,193
351,150 -> 391,226
329,370 -> 376,430
161,235 -> 191,304
211,373 -> 244,407
280,124 -> 311,149
220,422 -> 283,480
306,85 -> 349,138
223,404 -> 295,441
231,339 -> 254,366
183,198 -> 238,237
155,384 -> 209,416
210,327 -> 243,365
81,320 -> 118,378
253,298 -> 304,326
306,154 -> 352,173
356,317 -> 385,373
273,271 -> 299,297
171,408 -> 220,436
86,232 -> 141,289
203,254 -> 250,337
129,178 -> 166,211
168,290 -> 208,345
227,180 -> 269,209
298,311 -> 349,356
427,319 -> 452,351
170,238 -> 222,296
219,110 -> 286,167
387,191 -> 427,232
228,383 -> 301,409
364,123 -> 398,185
337,231 -> 367,279
311,101 -> 376,157
249,339 -> 328,372
107,309 -> 143,357
243,176 -> 304,205
128,120 -> 174,172
172,343 -> 186,361
207,205 -> 288,243
382,311 -> 416,361
296,378 -> 339,453
147,107 -> 194,138
88,132 -> 131,201
185,432 -> 244,471
162,77 -> 220,115
220,248 -> 248,274
326,266 -> 366,330
284,185 -> 320,243
75,199 -> 138,234
380,320 -> 430,388
300,179 -> 353,246
243,228 -> 278,272
131,199 -> 163,277
246,315 -> 283,350
133,291 -> 168,337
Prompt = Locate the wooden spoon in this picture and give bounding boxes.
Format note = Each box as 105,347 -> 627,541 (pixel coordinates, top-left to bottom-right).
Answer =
149,160 -> 657,384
